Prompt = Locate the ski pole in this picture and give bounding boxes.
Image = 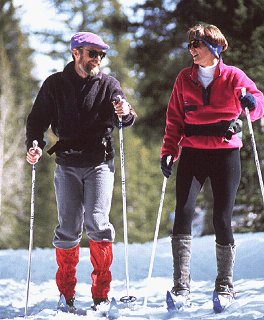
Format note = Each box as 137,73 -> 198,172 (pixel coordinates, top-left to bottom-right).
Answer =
25,140 -> 38,317
114,96 -> 136,305
242,88 -> 264,206
143,157 -> 171,307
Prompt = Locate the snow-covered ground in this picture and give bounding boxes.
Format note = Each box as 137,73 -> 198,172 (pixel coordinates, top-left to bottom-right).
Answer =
0,232 -> 264,319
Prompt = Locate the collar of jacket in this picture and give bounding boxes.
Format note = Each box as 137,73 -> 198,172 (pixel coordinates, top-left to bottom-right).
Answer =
189,58 -> 223,85
63,61 -> 103,84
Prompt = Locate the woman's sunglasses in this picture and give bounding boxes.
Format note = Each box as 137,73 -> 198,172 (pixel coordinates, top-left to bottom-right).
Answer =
188,40 -> 203,49
82,48 -> 106,59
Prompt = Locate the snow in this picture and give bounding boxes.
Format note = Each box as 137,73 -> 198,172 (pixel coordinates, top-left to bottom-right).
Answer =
1,232 -> 264,319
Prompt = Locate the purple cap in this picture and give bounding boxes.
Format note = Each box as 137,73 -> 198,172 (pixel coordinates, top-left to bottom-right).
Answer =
70,32 -> 110,50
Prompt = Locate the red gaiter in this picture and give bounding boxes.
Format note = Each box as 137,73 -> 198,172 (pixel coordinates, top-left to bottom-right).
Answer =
55,245 -> 79,302
90,240 -> 113,299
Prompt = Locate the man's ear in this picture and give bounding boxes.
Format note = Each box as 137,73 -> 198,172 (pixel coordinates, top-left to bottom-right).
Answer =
72,48 -> 80,60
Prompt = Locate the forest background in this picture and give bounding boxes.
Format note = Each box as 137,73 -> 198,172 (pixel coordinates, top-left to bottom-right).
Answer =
1,0 -> 264,249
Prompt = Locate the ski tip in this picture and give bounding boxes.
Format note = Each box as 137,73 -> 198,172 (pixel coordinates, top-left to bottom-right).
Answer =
108,297 -> 120,319
166,290 -> 176,312
213,291 -> 224,313
57,294 -> 67,309
57,294 -> 87,316
166,291 -> 173,301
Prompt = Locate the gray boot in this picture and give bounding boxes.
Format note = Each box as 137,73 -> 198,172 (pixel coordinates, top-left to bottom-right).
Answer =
215,243 -> 236,296
171,234 -> 192,296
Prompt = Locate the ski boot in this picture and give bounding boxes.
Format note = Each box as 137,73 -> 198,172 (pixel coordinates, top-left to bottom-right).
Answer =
91,298 -> 110,312
57,294 -> 76,313
57,294 -> 87,315
213,284 -> 235,313
213,243 -> 236,313
171,285 -> 191,309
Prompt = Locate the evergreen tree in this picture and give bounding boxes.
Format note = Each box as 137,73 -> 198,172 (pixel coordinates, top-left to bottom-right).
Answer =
0,0 -> 39,248
128,0 -> 188,141
0,39 -> 17,246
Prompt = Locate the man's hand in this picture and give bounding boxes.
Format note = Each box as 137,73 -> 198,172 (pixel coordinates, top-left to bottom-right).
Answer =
112,95 -> 131,116
26,145 -> 42,165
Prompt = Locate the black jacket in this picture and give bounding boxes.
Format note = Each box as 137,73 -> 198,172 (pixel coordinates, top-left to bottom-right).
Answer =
26,61 -> 135,167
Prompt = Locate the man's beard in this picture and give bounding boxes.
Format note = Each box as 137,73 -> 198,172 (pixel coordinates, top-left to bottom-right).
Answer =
84,63 -> 100,77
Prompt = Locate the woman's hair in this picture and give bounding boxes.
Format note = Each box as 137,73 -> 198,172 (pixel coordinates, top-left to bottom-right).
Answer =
188,24 -> 228,52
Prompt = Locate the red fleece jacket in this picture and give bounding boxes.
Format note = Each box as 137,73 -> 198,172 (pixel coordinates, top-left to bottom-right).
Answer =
161,59 -> 264,160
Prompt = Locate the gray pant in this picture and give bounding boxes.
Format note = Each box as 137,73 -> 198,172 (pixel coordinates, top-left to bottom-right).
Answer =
53,160 -> 115,249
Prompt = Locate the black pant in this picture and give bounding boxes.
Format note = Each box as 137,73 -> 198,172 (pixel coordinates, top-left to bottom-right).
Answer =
173,147 -> 241,245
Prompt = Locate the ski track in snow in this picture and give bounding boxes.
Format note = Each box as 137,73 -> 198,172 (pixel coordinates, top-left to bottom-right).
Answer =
0,233 -> 264,319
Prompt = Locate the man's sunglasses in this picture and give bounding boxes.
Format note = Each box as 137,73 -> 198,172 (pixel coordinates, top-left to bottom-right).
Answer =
82,49 -> 106,59
188,40 -> 203,49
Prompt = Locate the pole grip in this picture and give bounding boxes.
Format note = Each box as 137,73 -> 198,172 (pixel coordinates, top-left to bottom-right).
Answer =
166,155 -> 172,166
113,95 -> 125,123
33,140 -> 38,151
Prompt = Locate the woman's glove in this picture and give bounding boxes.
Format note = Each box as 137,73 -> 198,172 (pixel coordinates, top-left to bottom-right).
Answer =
160,155 -> 173,178
239,93 -> 256,111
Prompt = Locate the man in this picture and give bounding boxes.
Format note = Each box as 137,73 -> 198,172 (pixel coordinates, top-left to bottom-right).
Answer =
26,31 -> 136,312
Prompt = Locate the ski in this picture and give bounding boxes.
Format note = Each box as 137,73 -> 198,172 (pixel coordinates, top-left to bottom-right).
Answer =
90,297 -> 121,319
150,290 -> 241,320
213,290 -> 238,314
149,291 -> 191,320
166,290 -> 177,313
57,294 -> 87,316
107,297 -> 120,319
166,290 -> 190,312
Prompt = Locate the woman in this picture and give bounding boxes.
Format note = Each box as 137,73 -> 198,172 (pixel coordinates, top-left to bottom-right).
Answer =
160,24 -> 264,310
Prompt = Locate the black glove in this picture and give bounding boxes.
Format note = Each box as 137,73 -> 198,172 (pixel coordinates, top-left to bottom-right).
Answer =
160,154 -> 174,178
239,93 -> 256,111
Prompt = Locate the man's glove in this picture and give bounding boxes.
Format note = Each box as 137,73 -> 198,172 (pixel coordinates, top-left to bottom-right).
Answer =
160,154 -> 174,178
239,93 -> 256,111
